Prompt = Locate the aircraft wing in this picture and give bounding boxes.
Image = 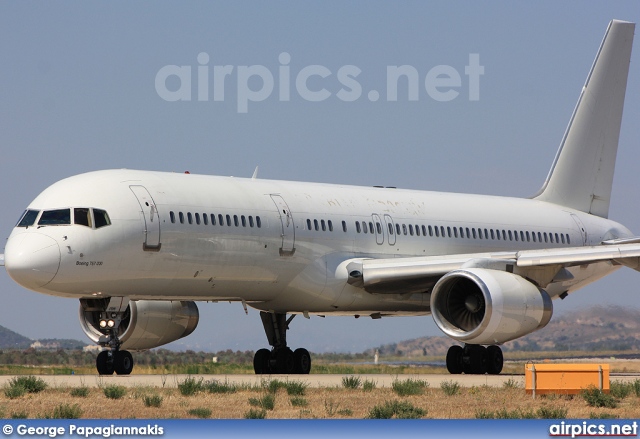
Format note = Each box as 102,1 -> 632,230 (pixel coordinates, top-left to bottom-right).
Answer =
346,241 -> 640,295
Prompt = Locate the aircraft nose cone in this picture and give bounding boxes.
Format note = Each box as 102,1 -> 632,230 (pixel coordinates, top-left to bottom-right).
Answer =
5,233 -> 61,289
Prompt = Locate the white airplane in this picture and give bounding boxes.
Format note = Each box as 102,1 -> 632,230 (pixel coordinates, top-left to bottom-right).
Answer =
1,20 -> 637,376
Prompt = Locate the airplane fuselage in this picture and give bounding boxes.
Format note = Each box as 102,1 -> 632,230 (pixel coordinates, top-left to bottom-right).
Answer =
5,169 -> 630,316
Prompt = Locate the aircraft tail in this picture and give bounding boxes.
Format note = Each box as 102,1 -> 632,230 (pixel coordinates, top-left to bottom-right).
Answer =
534,20 -> 635,218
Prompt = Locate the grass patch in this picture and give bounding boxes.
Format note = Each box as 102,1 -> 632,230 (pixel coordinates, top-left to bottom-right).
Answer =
590,412 -> 619,419
392,378 -> 429,396
205,380 -> 238,394
143,395 -> 163,408
70,386 -> 90,397
476,408 -> 536,419
51,403 -> 82,419
11,411 -> 28,419
290,396 -> 308,407
362,379 -> 376,392
342,376 -> 362,389
440,380 -> 460,396
103,385 -> 126,400
248,394 -> 275,411
187,407 -> 211,419
10,376 -> 47,393
178,377 -> 204,396
536,406 -> 568,419
610,381 -> 632,399
503,378 -> 521,389
367,400 -> 426,419
582,386 -> 618,408
4,385 -> 26,399
244,408 -> 266,419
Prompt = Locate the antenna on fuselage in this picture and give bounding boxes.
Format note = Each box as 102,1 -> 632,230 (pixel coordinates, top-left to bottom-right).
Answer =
251,166 -> 259,180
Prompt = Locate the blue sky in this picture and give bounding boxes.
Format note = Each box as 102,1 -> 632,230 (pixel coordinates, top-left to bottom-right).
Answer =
0,2 -> 639,352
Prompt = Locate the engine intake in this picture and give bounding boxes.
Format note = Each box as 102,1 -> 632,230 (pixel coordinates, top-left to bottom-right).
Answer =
430,268 -> 552,345
79,300 -> 199,350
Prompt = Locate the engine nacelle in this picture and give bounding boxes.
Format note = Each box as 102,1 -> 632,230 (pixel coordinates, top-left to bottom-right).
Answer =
430,268 -> 552,345
79,300 -> 199,351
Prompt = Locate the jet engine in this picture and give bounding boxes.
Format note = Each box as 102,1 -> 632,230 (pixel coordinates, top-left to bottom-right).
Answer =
79,300 -> 199,350
430,268 -> 552,345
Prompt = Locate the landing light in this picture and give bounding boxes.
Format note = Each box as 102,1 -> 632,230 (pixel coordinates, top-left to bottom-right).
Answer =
107,320 -> 115,328
99,320 -> 107,328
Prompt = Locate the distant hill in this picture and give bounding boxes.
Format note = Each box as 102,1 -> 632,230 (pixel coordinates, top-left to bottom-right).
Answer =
370,305 -> 640,357
0,325 -> 85,350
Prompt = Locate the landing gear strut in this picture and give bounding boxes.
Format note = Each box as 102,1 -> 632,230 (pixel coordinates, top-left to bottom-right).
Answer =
253,312 -> 311,374
445,344 -> 503,375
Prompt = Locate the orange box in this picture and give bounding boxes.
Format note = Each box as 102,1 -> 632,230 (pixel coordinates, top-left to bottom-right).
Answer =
525,363 -> 609,395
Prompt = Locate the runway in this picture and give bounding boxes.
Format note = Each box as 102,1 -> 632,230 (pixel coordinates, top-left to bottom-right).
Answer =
3,372 -> 639,389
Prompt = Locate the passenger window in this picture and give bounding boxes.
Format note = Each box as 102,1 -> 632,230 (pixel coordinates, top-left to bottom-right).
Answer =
566,234 -> 571,245
241,216 -> 246,227
409,224 -> 414,236
520,231 -> 525,241
396,224 -> 401,235
211,214 -> 216,225
490,229 -> 495,240
550,233 -> 554,243
195,213 -> 201,225
328,220 -> 333,232
508,230 -> 513,241
74,208 -> 92,227
203,213 -> 208,225
526,231 -> 530,242
555,233 -> 560,243
472,228 -> 477,239
256,216 -> 262,228
234,215 -> 239,227
561,234 -> 565,244
447,227 -> 452,238
356,222 -> 361,233
179,212 -> 185,224
16,209 -> 40,227
314,219 -> 319,231
428,225 -> 433,236
226,215 -> 231,226
363,222 -> 368,234
440,226 -> 445,237
388,223 -> 394,235
307,219 -> 311,230
321,220 -> 326,231
478,229 -> 483,239
342,221 -> 347,232
369,222 -> 374,234
459,227 -> 465,238
453,228 -> 458,238
415,225 -> 420,236
39,209 -> 71,226
249,216 -> 254,227
402,224 -> 407,235
435,226 -> 439,237
170,211 -> 176,224
219,214 -> 224,226
538,232 -> 542,242
422,225 -> 427,236
93,209 -> 111,229
187,212 -> 193,224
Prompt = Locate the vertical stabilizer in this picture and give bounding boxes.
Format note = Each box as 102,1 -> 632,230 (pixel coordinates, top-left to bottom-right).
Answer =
534,20 -> 634,218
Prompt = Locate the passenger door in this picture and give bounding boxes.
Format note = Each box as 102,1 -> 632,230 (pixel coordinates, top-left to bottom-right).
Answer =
129,185 -> 161,251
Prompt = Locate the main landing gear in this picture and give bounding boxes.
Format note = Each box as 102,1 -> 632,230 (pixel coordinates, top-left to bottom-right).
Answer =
445,344 -> 503,375
253,312 -> 312,374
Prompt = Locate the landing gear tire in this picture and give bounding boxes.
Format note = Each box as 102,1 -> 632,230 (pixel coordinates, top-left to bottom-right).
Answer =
446,345 -> 464,374
293,348 -> 311,374
486,345 -> 504,375
114,350 -> 134,375
275,348 -> 295,374
468,345 -> 487,374
96,351 -> 114,375
254,348 -> 271,374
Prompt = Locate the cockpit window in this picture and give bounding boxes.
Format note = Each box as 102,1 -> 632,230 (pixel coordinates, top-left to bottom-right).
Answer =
74,208 -> 92,228
94,209 -> 111,229
38,209 -> 71,226
17,210 -> 40,227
